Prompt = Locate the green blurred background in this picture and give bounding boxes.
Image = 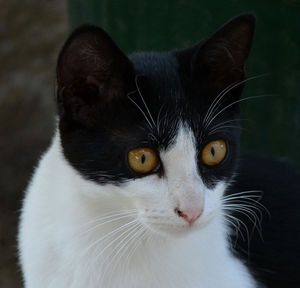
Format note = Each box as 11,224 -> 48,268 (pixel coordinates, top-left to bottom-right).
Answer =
69,0 -> 300,169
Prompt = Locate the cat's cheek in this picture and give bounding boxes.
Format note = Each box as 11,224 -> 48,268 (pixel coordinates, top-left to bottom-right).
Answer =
118,175 -> 165,196
198,181 -> 227,226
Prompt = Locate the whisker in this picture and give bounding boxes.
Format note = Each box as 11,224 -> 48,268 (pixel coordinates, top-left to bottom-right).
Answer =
208,125 -> 243,136
223,190 -> 263,203
226,213 -> 249,244
78,212 -> 138,238
223,194 -> 270,217
124,228 -> 147,266
78,210 -> 138,229
208,118 -> 247,131
127,95 -> 153,129
222,189 -> 271,250
223,203 -> 264,218
227,205 -> 263,240
135,75 -> 156,128
203,73 -> 270,128
205,94 -> 275,130
109,225 -> 143,273
156,103 -> 165,137
224,205 -> 263,239
52,218 -> 139,280
223,190 -> 263,198
83,219 -> 138,260
223,205 -> 262,228
101,224 -> 142,284
223,214 -> 245,245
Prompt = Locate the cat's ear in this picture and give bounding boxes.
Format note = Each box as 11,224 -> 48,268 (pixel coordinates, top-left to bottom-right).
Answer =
178,14 -> 255,94
56,25 -> 135,124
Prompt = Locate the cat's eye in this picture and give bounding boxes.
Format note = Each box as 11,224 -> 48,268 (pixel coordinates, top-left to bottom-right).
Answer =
202,140 -> 227,166
128,148 -> 159,174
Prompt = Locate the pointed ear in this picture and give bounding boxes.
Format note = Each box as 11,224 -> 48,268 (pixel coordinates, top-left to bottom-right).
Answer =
191,13 -> 255,93
56,25 -> 135,125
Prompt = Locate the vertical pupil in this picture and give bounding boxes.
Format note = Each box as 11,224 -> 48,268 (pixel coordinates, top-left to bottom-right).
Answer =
211,147 -> 215,156
141,154 -> 146,164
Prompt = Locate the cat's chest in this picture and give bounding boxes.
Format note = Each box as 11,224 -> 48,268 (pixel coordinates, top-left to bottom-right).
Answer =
58,234 -> 253,288
65,265 -> 251,288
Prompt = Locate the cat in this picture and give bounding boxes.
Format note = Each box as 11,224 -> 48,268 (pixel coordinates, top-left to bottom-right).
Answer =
18,13 -> 300,288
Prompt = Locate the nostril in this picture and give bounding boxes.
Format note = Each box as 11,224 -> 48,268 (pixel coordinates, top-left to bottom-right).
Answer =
175,208 -> 184,217
175,207 -> 203,225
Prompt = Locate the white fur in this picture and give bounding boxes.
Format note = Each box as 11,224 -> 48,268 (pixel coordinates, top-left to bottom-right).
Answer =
19,125 -> 257,288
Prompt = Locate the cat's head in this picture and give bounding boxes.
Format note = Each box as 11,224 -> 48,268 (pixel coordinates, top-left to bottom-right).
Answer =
56,14 -> 255,237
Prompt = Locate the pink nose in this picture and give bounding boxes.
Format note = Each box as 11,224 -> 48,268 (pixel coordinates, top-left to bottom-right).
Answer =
175,208 -> 203,225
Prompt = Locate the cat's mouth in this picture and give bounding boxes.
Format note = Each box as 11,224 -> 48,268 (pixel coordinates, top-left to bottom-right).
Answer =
139,212 -> 216,237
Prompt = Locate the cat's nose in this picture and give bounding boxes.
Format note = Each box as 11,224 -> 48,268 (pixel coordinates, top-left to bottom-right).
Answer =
175,208 -> 203,225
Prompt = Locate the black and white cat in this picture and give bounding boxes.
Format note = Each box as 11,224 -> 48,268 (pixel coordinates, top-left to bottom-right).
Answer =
18,14 -> 300,288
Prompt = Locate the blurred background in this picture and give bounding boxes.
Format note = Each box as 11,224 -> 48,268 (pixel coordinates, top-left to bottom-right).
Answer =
0,0 -> 299,287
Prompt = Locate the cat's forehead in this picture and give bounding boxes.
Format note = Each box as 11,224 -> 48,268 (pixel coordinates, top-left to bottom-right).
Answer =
125,52 -> 215,140
127,51 -> 220,121
127,52 -> 200,126
130,52 -> 179,79
129,52 -> 182,99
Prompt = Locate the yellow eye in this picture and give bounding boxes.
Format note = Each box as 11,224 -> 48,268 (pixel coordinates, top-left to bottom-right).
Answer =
202,140 -> 227,166
128,148 -> 159,174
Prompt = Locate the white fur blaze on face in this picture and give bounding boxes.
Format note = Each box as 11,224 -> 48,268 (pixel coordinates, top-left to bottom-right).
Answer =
134,124 -> 227,236
161,126 -> 205,224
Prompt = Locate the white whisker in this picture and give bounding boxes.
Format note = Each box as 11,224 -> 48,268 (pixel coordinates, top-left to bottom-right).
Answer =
110,225 -> 142,272
135,75 -> 156,128
208,118 -> 245,131
223,190 -> 263,198
208,125 -> 242,136
222,188 -> 271,254
224,205 -> 262,235
101,223 -> 142,285
203,73 -> 269,128
124,228 -> 147,266
223,214 -> 245,243
128,95 -> 153,129
78,209 -> 138,229
226,213 -> 249,243
83,219 -> 138,261
205,94 -> 275,129
78,212 -> 138,238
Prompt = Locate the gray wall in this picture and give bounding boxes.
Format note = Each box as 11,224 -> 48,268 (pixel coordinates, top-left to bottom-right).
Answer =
0,1 -> 68,286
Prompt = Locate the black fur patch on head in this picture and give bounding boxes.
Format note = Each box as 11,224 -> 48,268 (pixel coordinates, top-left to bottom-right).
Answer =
56,14 -> 255,186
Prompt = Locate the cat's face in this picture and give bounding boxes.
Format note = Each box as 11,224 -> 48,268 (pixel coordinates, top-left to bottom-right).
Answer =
56,14 -> 255,237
